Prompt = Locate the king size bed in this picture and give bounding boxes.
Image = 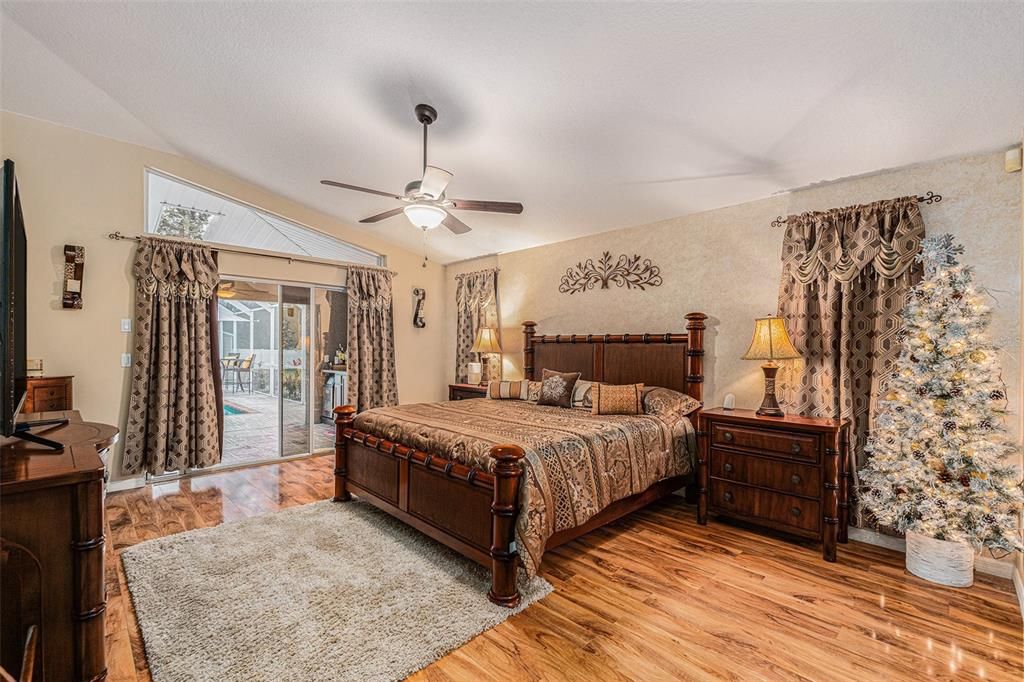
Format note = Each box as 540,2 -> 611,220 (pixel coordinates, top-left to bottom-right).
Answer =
332,313 -> 707,606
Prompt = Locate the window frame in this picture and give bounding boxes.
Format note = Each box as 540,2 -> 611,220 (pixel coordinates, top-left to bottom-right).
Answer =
144,167 -> 385,268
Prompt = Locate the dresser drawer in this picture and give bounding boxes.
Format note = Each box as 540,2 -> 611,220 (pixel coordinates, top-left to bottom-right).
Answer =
710,479 -> 821,536
710,423 -> 818,462
710,448 -> 820,498
34,398 -> 67,412
32,385 -> 66,403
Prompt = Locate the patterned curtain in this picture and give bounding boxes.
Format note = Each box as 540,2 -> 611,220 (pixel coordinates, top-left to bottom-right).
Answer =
346,266 -> 398,412
455,268 -> 499,383
777,196 -> 925,522
122,237 -> 221,476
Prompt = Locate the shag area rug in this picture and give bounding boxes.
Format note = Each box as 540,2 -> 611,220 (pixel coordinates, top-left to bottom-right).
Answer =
122,500 -> 552,682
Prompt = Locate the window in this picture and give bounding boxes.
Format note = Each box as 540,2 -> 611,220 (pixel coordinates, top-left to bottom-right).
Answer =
145,169 -> 383,266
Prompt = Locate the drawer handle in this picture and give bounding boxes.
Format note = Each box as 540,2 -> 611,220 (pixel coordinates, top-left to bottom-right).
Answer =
790,507 -> 802,518
791,442 -> 801,454
723,462 -> 734,473
723,491 -> 734,503
790,474 -> 802,485
723,431 -> 734,442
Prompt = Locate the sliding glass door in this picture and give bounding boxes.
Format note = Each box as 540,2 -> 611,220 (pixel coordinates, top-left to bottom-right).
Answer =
216,278 -> 346,468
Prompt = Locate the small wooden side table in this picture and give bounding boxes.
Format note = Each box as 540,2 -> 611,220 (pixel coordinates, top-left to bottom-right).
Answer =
697,407 -> 850,561
448,383 -> 488,401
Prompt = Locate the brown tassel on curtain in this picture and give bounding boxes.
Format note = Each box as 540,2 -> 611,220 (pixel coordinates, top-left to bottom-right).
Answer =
776,196 -> 925,525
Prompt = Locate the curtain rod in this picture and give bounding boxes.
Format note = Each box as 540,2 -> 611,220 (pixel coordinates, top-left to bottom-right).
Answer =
106,230 -> 397,274
770,191 -> 942,228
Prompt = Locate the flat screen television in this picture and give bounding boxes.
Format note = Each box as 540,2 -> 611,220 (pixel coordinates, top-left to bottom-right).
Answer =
1,158 -> 27,436
1,159 -> 66,449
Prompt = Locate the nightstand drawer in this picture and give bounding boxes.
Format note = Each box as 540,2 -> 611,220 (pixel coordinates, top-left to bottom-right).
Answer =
710,448 -> 820,498
710,423 -> 818,462
33,385 -> 66,402
710,479 -> 821,535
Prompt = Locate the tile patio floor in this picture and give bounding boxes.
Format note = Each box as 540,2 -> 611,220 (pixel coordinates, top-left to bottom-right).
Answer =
221,390 -> 334,466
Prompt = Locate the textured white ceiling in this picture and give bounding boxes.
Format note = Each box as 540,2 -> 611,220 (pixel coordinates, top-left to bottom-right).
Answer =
2,2 -> 1022,264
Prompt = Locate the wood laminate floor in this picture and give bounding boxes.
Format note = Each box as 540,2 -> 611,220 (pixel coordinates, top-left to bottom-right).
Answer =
104,455 -> 1023,681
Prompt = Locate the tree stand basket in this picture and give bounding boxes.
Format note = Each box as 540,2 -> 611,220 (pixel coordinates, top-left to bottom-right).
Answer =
905,531 -> 975,588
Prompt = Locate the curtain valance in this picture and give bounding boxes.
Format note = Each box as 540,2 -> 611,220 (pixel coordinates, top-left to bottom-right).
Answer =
781,197 -> 925,285
134,236 -> 219,301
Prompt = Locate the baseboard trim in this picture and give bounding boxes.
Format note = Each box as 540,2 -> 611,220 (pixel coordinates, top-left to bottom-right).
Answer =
848,526 -> 1014,579
1013,567 -> 1024,620
106,476 -> 147,492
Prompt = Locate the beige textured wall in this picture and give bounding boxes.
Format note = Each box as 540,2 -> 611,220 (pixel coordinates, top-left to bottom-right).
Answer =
446,151 -> 1022,442
2,113 -> 447,479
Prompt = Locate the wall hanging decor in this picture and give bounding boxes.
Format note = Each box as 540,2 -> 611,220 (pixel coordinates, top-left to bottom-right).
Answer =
62,244 -> 85,308
412,287 -> 426,328
558,251 -> 662,294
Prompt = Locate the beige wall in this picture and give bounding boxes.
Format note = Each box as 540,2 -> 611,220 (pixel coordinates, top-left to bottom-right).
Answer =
446,151 -> 1022,443
2,112 -> 448,479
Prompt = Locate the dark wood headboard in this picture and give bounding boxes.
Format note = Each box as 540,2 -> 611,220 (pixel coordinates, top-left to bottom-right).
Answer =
521,312 -> 707,403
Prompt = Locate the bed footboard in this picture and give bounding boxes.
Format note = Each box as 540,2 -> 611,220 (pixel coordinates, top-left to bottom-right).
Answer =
332,405 -> 526,607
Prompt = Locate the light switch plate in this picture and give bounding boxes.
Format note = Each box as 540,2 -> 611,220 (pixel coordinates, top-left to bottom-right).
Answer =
26,357 -> 43,372
120,318 -> 132,333
121,353 -> 131,368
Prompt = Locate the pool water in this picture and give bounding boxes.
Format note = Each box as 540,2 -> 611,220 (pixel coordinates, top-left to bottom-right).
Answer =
223,404 -> 243,416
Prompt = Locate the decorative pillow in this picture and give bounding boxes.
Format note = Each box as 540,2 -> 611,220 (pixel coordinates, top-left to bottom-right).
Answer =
571,380 -> 596,409
592,383 -> 644,415
537,369 -> 581,408
527,380 -> 542,402
642,386 -> 701,419
486,380 -> 531,400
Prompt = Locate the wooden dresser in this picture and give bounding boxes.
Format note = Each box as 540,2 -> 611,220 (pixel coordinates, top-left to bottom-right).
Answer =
448,383 -> 487,401
697,408 -> 849,561
22,376 -> 74,413
1,411 -> 116,682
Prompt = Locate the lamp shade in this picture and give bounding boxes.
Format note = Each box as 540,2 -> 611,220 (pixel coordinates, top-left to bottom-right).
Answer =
741,316 -> 801,361
471,327 -> 503,354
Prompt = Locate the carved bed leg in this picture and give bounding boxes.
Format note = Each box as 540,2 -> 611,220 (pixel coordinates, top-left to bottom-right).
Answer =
488,444 -> 525,607
333,405 -> 357,502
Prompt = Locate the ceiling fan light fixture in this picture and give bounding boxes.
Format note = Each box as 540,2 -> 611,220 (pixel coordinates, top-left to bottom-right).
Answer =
403,203 -> 447,230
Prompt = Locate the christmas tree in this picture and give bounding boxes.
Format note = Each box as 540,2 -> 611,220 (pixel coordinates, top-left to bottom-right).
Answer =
860,234 -> 1024,554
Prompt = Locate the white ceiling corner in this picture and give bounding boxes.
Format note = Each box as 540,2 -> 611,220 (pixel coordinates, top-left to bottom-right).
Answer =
1,1 -> 1021,264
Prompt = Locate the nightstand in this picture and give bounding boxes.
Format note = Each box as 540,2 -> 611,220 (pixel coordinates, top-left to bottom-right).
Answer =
448,383 -> 488,401
697,408 -> 850,561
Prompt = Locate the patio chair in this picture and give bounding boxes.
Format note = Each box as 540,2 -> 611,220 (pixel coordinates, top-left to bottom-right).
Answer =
224,354 -> 255,393
221,353 -> 240,381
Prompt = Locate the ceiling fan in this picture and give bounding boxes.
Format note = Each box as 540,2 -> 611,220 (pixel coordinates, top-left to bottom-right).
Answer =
321,104 -> 523,235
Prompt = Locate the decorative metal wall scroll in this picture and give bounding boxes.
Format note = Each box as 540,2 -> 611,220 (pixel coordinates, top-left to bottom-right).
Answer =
412,287 -> 426,328
558,251 -> 663,295
62,244 -> 85,309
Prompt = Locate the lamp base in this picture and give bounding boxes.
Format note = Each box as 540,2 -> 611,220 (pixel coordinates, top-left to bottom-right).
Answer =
756,363 -> 785,417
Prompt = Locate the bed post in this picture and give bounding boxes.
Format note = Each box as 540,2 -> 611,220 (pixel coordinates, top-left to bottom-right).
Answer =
684,312 -> 707,403
333,405 -> 357,502
522,321 -> 537,380
488,443 -> 526,607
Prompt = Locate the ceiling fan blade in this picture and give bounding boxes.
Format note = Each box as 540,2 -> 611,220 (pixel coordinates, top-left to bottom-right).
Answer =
442,213 -> 472,235
359,207 -> 406,224
420,166 -> 453,200
449,199 -> 524,214
320,180 -> 404,200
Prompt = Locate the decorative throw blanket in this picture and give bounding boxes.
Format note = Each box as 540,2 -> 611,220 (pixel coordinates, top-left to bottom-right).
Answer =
354,398 -> 696,576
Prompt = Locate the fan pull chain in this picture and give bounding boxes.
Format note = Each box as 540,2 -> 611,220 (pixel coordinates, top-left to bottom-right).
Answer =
421,227 -> 430,268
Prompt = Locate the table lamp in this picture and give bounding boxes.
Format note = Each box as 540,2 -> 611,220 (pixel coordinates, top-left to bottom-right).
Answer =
741,315 -> 801,417
470,327 -> 503,385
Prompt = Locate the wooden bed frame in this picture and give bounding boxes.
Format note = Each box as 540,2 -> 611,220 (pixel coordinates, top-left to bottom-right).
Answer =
333,312 -> 707,606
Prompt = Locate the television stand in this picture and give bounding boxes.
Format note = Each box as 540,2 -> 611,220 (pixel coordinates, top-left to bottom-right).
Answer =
12,417 -> 70,450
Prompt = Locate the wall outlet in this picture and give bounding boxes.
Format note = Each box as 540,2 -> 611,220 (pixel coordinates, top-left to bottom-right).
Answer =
26,357 -> 43,372
120,353 -> 131,368
120,318 -> 132,333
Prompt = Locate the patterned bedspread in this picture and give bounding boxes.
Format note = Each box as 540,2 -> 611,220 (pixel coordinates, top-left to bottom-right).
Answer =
353,398 -> 696,576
